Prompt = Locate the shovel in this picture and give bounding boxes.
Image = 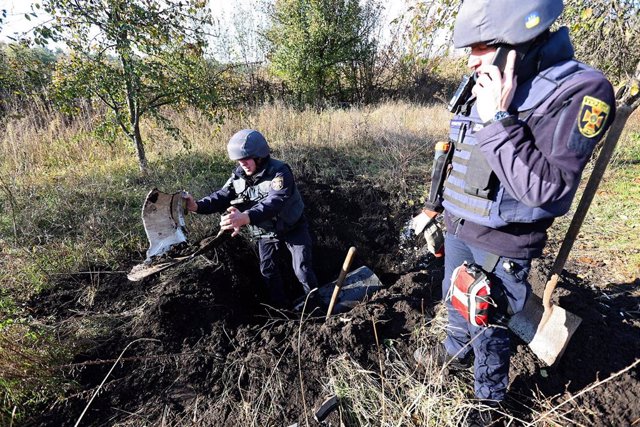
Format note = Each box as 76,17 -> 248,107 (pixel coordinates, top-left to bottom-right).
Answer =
508,99 -> 631,366
323,246 -> 389,319
326,247 -> 357,320
127,230 -> 227,281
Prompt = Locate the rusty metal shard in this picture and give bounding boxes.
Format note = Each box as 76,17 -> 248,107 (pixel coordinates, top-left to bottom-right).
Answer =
142,188 -> 187,261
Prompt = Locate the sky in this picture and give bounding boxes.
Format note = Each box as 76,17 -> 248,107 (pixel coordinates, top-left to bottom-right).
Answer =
0,0 -> 410,57
0,0 -> 45,42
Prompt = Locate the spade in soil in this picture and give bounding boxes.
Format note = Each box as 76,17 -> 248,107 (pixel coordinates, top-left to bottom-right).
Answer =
127,188 -> 229,281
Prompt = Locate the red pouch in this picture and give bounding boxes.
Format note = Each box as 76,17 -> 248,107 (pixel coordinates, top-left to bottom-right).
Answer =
448,263 -> 493,327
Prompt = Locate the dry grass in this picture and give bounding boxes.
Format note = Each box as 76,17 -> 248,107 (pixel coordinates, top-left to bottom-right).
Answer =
1,101 -> 449,178
1,100 -> 639,423
546,109 -> 640,283
325,305 -> 575,426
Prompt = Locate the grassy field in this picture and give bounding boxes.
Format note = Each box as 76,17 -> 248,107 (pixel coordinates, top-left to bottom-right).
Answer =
550,113 -> 640,284
1,100 -> 639,421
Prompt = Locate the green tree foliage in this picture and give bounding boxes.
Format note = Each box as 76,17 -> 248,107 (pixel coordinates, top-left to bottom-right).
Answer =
403,0 -> 458,63
0,43 -> 57,111
265,0 -> 382,106
34,0 -> 224,173
403,0 -> 639,86
557,0 -> 640,84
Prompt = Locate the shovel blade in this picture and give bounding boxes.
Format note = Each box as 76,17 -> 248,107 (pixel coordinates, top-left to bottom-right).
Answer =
127,260 -> 181,281
127,231 -> 227,282
508,294 -> 582,366
318,266 -> 383,314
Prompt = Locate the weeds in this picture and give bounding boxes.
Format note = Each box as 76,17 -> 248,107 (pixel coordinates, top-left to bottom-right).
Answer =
326,325 -> 478,425
1,101 -> 639,422
327,307 -> 575,427
0,322 -> 72,422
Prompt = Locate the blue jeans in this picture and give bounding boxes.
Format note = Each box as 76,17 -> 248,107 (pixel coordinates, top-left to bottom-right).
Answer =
258,223 -> 318,306
443,232 -> 531,401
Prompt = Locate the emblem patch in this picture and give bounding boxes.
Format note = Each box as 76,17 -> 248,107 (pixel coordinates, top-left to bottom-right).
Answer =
271,176 -> 284,191
525,13 -> 541,29
578,96 -> 610,138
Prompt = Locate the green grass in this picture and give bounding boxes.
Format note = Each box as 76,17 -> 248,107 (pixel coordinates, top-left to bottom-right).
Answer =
545,119 -> 640,283
0,320 -> 74,424
1,101 -> 639,422
585,151 -> 640,278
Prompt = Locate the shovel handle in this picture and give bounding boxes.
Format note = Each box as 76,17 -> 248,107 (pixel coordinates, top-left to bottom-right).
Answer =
542,273 -> 559,312
543,104 -> 633,310
326,247 -> 357,320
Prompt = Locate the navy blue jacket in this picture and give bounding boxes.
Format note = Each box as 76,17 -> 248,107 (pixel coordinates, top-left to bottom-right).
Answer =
444,29 -> 616,259
196,157 -> 305,237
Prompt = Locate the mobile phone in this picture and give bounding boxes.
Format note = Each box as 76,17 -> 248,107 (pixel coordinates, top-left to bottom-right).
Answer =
491,46 -> 509,73
448,46 -> 513,114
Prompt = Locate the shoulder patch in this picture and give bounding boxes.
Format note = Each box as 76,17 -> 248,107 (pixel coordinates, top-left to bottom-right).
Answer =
271,176 -> 284,191
577,96 -> 610,138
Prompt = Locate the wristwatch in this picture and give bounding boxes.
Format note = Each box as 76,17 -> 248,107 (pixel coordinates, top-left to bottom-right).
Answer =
487,110 -> 517,126
493,111 -> 510,121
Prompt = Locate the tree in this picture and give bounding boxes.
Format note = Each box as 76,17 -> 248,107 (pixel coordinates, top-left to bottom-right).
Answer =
0,43 -> 57,109
558,0 -> 640,84
265,0 -> 382,106
402,0 -> 640,85
403,0 -> 458,62
34,0 -> 224,173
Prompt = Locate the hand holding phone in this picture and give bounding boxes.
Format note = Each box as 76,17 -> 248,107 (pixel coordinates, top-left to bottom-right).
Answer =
473,47 -> 518,122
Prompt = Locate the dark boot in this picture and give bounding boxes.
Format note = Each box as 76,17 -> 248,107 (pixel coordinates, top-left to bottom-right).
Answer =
292,291 -> 325,313
465,401 -> 502,427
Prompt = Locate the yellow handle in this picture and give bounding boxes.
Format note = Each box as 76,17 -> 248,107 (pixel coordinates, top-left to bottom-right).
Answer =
326,247 -> 357,320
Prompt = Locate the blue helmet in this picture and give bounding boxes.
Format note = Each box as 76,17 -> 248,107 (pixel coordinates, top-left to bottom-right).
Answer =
453,0 -> 563,48
227,129 -> 270,160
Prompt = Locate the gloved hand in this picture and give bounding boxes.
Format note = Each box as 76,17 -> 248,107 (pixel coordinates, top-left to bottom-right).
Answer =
410,209 -> 444,257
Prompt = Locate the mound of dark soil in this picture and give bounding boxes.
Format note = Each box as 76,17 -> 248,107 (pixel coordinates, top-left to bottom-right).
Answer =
27,179 -> 640,426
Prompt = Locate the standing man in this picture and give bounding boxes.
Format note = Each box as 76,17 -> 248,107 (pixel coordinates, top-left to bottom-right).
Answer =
412,0 -> 615,424
184,129 -> 318,308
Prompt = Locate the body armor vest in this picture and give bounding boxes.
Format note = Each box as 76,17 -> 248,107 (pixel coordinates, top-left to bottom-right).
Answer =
442,59 -> 600,228
231,158 -> 305,238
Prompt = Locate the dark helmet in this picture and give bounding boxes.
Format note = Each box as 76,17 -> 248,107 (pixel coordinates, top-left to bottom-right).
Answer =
227,129 -> 270,160
453,0 -> 563,48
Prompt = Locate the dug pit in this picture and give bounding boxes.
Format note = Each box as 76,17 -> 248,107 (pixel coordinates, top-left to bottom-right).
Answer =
28,178 -> 640,426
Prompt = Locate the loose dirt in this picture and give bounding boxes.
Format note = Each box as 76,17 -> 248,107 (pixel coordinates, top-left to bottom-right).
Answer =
26,178 -> 640,426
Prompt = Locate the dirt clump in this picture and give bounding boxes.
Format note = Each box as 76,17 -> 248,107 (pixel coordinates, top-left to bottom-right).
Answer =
26,179 -> 640,426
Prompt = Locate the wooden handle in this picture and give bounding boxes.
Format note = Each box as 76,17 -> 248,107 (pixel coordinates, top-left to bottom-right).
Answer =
544,104 -> 633,309
542,274 -> 560,312
326,247 -> 357,320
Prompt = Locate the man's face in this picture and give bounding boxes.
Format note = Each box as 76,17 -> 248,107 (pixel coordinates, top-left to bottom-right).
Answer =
238,158 -> 257,175
467,43 -> 497,72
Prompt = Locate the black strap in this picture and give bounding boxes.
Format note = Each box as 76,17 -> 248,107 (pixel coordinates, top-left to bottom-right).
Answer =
480,252 -> 500,273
